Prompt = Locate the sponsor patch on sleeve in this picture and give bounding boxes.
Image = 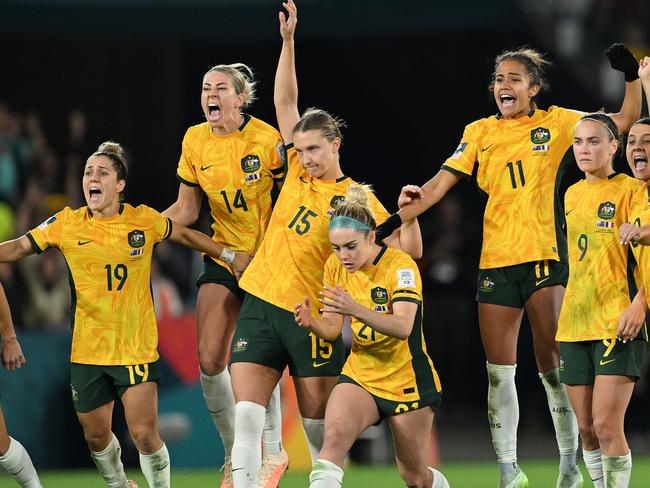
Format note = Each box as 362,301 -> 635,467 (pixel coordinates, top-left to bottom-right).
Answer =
451,142 -> 468,160
397,268 -> 416,288
38,215 -> 57,230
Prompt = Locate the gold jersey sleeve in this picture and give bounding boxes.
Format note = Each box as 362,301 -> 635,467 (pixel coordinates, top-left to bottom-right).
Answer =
443,106 -> 583,269
176,116 -> 286,273
239,146 -> 390,312
323,247 -> 441,402
27,204 -> 172,365
557,174 -> 643,342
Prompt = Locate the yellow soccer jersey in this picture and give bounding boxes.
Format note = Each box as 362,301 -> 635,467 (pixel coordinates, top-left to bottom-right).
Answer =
629,181 -> 650,309
324,246 -> 441,402
27,204 -> 172,365
239,146 -> 390,312
176,115 -> 286,272
443,106 -> 583,269
557,174 -> 643,342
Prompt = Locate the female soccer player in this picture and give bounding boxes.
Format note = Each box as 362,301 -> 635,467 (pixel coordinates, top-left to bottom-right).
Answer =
0,282 -> 41,488
294,185 -> 449,488
228,2 -> 422,486
558,113 -> 646,488
163,62 -> 288,487
0,141 -> 239,488
379,44 -> 642,487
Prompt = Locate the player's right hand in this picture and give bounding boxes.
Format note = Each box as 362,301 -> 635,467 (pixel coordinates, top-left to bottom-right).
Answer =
233,252 -> 253,281
279,0 -> 297,41
294,297 -> 312,328
397,184 -> 424,208
1,337 -> 26,371
619,222 -> 641,246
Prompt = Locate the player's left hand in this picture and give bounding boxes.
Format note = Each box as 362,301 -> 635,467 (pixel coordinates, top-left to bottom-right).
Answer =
1,337 -> 26,371
319,285 -> 360,316
397,185 -> 423,208
619,222 -> 641,246
617,302 -> 644,341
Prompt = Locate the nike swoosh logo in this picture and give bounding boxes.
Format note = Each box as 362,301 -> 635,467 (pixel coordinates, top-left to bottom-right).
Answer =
78,240 -> 93,246
300,176 -> 309,184
232,468 -> 244,472
565,209 -> 573,216
481,143 -> 494,152
313,361 -> 330,368
599,358 -> 616,366
535,277 -> 550,286
200,164 -> 215,171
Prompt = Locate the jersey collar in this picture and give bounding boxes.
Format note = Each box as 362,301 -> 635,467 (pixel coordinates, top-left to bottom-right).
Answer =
371,243 -> 388,266
495,107 -> 535,120
87,203 -> 124,218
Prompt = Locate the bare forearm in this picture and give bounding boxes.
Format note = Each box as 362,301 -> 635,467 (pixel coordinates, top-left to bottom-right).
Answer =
612,80 -> 642,132
0,285 -> 16,340
0,237 -> 34,263
397,169 -> 459,222
172,226 -> 224,258
305,315 -> 341,342
352,307 -> 411,340
397,219 -> 423,259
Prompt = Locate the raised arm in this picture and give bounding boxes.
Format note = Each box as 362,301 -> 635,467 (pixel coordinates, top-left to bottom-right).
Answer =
0,236 -> 35,263
275,0 -> 301,144
383,185 -> 424,258
641,56 -> 650,112
0,282 -> 26,371
605,43 -> 642,132
168,222 -> 252,280
162,183 -> 202,227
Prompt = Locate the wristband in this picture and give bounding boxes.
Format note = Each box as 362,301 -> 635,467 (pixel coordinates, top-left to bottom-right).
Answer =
220,247 -> 235,265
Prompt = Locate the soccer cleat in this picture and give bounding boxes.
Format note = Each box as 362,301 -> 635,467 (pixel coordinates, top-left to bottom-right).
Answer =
500,468 -> 529,488
219,455 -> 233,488
258,449 -> 289,488
126,481 -> 138,488
556,467 -> 584,488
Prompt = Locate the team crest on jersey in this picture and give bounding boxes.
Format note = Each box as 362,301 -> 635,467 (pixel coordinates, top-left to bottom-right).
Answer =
241,155 -> 261,173
327,195 -> 346,216
531,127 -> 551,144
232,337 -> 249,353
479,276 -> 495,292
128,230 -> 145,248
371,287 -> 389,305
597,201 -> 616,220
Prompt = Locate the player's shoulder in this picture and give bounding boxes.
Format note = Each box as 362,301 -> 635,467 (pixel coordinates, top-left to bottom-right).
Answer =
242,115 -> 281,143
183,122 -> 211,142
124,203 -> 161,221
616,172 -> 643,191
383,246 -> 418,270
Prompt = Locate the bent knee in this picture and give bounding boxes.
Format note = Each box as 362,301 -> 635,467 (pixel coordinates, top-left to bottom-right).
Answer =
84,429 -> 113,451
198,349 -> 229,375
129,425 -> 161,454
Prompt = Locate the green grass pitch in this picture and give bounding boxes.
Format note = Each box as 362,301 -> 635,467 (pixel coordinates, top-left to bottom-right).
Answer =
2,458 -> 649,487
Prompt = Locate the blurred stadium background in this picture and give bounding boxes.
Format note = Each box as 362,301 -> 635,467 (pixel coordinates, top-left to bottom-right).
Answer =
0,0 -> 649,486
